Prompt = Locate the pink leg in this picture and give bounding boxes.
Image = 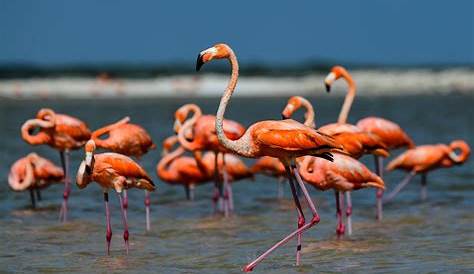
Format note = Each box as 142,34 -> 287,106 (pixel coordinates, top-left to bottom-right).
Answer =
104,192 -> 112,255
144,190 -> 151,231
222,154 -> 233,213
213,151 -> 224,213
345,192 -> 353,236
243,164 -> 321,272
59,150 -> 71,222
117,192 -> 129,254
335,191 -> 345,236
383,171 -> 416,204
374,156 -> 384,220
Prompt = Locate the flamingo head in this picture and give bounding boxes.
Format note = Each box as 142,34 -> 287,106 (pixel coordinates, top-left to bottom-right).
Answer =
281,96 -> 303,120
449,139 -> 471,164
196,43 -> 231,71
36,108 -> 56,122
84,140 -> 96,172
324,65 -> 348,92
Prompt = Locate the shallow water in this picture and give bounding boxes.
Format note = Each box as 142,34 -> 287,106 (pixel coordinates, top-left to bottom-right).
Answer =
0,95 -> 473,273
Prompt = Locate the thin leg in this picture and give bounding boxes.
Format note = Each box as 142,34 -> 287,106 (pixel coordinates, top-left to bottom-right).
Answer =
35,188 -> 42,201
59,150 -> 71,222
212,187 -> 220,213
420,173 -> 427,201
383,171 -> 416,204
214,151 -> 224,213
123,189 -> 129,225
117,192 -> 129,254
335,191 -> 344,236
345,191 -> 353,236
30,188 -> 36,209
189,183 -> 195,201
222,154 -> 234,213
277,176 -> 285,199
104,192 -> 112,255
145,190 -> 151,232
374,156 -> 384,221
243,164 -> 321,272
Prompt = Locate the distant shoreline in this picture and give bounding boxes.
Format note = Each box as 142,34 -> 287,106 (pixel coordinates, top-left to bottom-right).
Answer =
0,69 -> 472,99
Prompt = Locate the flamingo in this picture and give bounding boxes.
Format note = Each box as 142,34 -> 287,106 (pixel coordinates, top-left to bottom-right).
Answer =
323,65 -> 415,220
21,108 -> 91,221
251,156 -> 286,198
9,153 -> 64,208
91,116 -> 156,231
281,95 -> 388,235
174,103 -> 246,216
298,154 -> 385,235
76,140 -> 155,255
384,140 -> 470,203
196,43 -> 343,271
157,135 -> 211,200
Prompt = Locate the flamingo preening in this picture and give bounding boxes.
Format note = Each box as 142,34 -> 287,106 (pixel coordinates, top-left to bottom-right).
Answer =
384,140 -> 470,203
9,153 -> 64,208
76,140 -> 155,255
21,108 -> 91,222
196,43 -> 344,271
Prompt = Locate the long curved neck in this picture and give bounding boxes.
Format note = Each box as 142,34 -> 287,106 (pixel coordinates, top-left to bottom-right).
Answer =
215,48 -> 252,157
92,117 -> 130,148
178,118 -> 201,151
448,143 -> 471,163
299,97 -> 315,128
157,146 -> 185,181
337,71 -> 356,124
21,119 -> 52,145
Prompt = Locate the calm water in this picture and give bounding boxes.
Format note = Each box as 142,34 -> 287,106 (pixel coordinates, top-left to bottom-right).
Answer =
0,95 -> 473,273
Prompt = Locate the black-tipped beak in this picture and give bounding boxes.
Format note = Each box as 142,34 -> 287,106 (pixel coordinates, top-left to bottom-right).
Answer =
196,54 -> 204,71
281,114 -> 287,120
325,83 -> 331,93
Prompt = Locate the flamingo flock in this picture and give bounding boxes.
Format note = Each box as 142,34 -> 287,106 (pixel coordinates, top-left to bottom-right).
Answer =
7,43 -> 470,272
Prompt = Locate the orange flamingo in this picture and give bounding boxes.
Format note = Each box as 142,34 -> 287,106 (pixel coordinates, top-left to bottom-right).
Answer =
323,65 -> 415,220
196,43 -> 343,271
21,108 -> 91,221
384,140 -> 470,203
76,140 -> 155,255
298,154 -> 385,235
251,156 -> 286,197
175,103 -> 246,215
281,95 -> 388,235
9,153 -> 64,208
91,116 -> 156,231
157,135 -> 211,200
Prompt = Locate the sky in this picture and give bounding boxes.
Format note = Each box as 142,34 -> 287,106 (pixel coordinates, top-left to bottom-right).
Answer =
0,0 -> 473,67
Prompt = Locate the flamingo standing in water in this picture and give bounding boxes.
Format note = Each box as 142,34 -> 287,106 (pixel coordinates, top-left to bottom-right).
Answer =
91,116 -> 155,231
196,43 -> 343,271
323,65 -> 415,221
76,140 -> 155,255
298,154 -> 384,235
9,153 -> 64,208
21,108 -> 91,221
384,140 -> 470,203
174,103 -> 246,216
158,135 -> 253,205
282,95 -> 388,235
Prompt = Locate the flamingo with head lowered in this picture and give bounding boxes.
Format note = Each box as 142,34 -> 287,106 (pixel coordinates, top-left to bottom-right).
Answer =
384,140 -> 470,203
196,43 -> 344,271
323,65 -> 415,221
9,153 -> 64,208
76,140 -> 155,255
21,108 -> 91,222
91,116 -> 156,231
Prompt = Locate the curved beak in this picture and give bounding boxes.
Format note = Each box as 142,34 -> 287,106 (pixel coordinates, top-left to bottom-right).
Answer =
324,72 -> 336,93
196,53 -> 205,71
325,83 -> 331,92
173,120 -> 181,134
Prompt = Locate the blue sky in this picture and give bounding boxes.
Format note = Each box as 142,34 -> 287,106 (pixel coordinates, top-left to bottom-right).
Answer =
0,0 -> 472,66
